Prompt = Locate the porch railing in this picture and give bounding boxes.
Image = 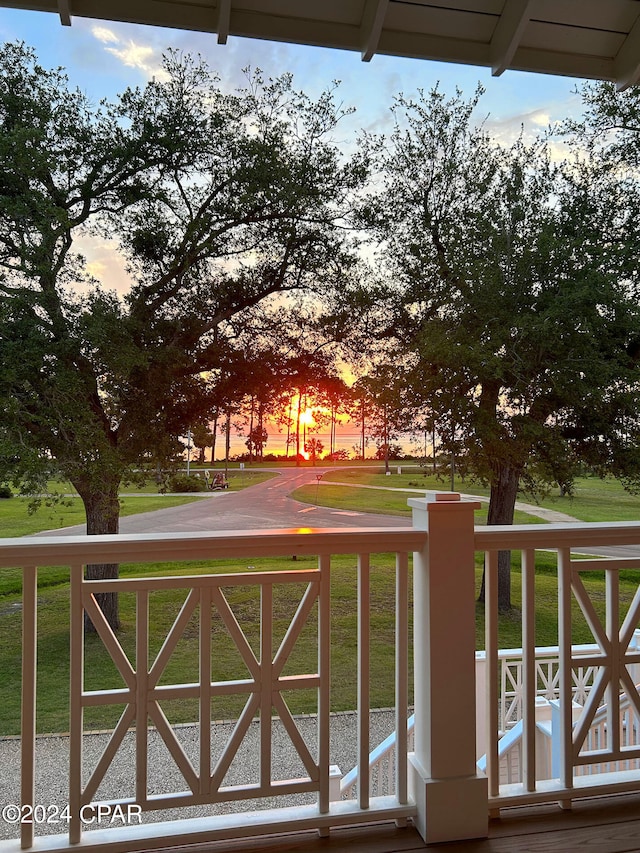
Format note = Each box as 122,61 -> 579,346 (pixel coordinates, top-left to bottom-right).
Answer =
473,519 -> 640,811
0,528 -> 421,853
3,498 -> 640,850
339,630 -> 640,799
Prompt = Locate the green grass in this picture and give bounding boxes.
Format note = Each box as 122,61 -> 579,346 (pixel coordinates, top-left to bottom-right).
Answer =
291,480 -> 537,525
536,476 -> 640,522
0,554 -> 405,734
294,482 -> 423,516
0,494 -> 204,539
213,470 -> 276,491
34,469 -> 276,496
0,548 -> 635,735
0,471 -> 276,539
295,469 -> 640,523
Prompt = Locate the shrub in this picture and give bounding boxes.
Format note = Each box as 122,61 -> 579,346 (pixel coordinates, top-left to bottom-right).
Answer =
0,485 -> 12,499
167,474 -> 207,493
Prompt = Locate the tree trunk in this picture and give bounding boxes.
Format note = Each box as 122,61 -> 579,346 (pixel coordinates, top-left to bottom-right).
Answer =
285,397 -> 293,459
225,409 -> 231,475
478,462 -> 520,612
248,395 -> 255,465
77,479 -> 122,632
383,407 -> 390,474
210,413 -> 218,463
295,393 -> 302,466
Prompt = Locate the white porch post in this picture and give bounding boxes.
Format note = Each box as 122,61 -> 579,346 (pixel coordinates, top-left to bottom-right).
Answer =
408,493 -> 488,844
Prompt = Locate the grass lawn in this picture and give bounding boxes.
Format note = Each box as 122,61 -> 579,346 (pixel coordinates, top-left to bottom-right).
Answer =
0,494 -> 205,540
0,553 -> 403,734
291,480 -> 537,525
294,468 -> 640,524
537,476 -> 640,522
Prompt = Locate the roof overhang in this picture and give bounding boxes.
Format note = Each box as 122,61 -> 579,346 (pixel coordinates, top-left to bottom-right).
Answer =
3,1 -> 640,89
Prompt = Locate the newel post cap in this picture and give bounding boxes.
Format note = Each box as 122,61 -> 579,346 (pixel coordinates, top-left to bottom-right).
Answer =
408,493 -> 481,512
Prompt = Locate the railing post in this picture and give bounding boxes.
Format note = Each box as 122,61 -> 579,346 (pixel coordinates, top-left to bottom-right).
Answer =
329,765 -> 342,802
408,493 -> 488,844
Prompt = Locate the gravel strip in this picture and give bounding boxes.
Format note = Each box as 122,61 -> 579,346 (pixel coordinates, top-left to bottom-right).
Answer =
0,709 -> 402,840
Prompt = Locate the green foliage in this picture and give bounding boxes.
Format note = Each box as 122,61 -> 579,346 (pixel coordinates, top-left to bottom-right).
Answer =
325,449 -> 350,461
368,85 -> 640,539
0,43 -> 366,549
0,484 -> 11,498
567,80 -> 640,170
361,84 -> 640,610
167,473 -> 207,493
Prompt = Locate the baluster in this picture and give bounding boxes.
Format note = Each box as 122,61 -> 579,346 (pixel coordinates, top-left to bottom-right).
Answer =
21,565 -> 37,851
395,551 -> 409,810
357,553 -> 370,810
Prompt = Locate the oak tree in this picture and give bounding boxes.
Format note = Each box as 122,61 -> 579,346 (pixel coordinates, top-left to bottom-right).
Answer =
0,44 -> 365,627
370,87 -> 640,610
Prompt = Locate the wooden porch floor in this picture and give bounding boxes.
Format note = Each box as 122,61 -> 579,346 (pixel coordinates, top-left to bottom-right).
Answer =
180,793 -> 640,853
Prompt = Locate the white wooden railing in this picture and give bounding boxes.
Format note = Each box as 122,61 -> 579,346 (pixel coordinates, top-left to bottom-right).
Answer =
3,497 -> 640,850
480,642 -> 606,734
339,631 -> 640,800
0,528 -> 420,853
474,519 -> 640,811
476,681 -> 640,788
340,715 -> 416,800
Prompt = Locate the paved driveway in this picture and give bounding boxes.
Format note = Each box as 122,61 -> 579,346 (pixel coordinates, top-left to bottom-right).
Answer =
40,468 -> 411,536
38,469 -> 640,560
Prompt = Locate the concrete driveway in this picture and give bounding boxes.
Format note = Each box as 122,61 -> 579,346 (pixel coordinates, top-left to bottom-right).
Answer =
40,467 -> 412,536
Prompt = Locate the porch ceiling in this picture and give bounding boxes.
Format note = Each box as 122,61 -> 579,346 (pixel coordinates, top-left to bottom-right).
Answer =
3,1 -> 640,88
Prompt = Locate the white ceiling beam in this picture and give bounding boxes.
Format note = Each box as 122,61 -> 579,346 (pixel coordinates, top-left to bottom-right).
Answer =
57,0 -> 71,27
490,0 -> 533,77
614,11 -> 640,90
360,0 -> 389,62
216,0 -> 231,45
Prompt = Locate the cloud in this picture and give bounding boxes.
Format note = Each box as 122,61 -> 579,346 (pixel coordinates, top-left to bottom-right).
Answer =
530,110 -> 551,127
89,24 -> 168,80
481,100 -> 577,149
106,41 -> 160,75
91,26 -> 119,45
84,259 -> 107,279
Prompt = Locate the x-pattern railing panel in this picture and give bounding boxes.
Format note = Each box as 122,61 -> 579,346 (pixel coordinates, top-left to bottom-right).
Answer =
480,533 -> 640,808
70,565 -> 327,826
5,527 -> 423,851
500,654 -> 599,731
561,555 -> 640,775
